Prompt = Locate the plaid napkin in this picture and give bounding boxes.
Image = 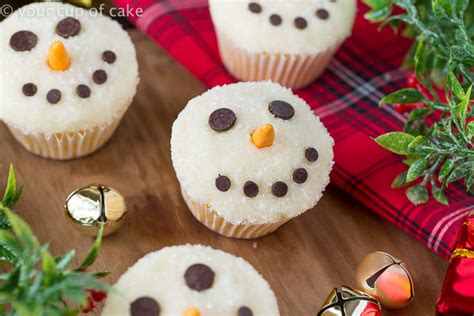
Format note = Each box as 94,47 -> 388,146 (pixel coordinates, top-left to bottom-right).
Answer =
113,0 -> 474,260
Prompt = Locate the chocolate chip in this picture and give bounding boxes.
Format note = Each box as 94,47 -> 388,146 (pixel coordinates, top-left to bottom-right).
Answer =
272,181 -> 288,197
269,14 -> 282,26
130,297 -> 160,316
305,147 -> 319,162
294,17 -> 308,29
268,100 -> 295,120
216,175 -> 231,192
56,17 -> 81,38
243,181 -> 259,198
102,50 -> 117,64
209,108 -> 237,132
316,9 -> 330,20
76,84 -> 91,98
184,264 -> 215,292
22,83 -> 37,97
238,306 -> 253,316
248,2 -> 262,13
93,70 -> 108,84
10,31 -> 38,52
293,168 -> 308,184
47,89 -> 61,104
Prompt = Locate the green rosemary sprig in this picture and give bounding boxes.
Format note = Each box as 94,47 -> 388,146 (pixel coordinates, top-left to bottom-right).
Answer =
0,165 -> 109,315
364,0 -> 474,205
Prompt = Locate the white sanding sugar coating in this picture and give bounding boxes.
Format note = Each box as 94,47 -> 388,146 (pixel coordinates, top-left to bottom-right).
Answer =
0,2 -> 139,135
209,0 -> 356,54
171,81 -> 334,225
101,245 -> 280,316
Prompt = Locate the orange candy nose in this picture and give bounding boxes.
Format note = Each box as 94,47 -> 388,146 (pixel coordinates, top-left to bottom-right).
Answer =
183,307 -> 201,316
251,123 -> 275,148
47,41 -> 70,71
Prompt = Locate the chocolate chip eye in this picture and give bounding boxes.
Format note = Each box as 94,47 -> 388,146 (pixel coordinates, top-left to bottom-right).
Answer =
216,175 -> 231,192
268,100 -> 295,120
184,264 -> 215,292
294,17 -> 308,29
130,297 -> 160,316
269,14 -> 282,26
238,306 -> 254,316
272,181 -> 288,197
248,2 -> 262,13
243,181 -> 259,198
56,17 -> 81,38
22,83 -> 37,97
316,9 -> 330,20
10,31 -> 38,52
209,108 -> 237,132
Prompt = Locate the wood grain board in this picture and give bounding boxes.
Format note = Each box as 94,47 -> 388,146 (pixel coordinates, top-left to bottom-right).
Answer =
0,31 -> 447,315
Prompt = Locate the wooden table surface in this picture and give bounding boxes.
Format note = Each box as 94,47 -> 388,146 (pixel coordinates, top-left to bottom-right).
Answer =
0,31 -> 447,315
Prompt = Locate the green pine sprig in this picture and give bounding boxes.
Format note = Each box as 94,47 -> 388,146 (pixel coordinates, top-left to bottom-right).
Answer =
0,165 -> 109,315
364,0 -> 474,205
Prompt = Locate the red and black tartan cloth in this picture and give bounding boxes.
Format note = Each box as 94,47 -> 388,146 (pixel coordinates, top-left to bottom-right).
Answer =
113,0 -> 474,260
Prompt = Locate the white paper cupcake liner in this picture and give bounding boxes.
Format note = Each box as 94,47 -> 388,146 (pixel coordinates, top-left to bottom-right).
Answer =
217,33 -> 340,89
8,119 -> 121,160
182,189 -> 290,239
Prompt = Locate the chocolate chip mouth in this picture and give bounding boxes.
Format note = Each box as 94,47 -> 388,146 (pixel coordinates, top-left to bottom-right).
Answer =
215,147 -> 318,197
245,2 -> 332,29
17,42 -> 117,103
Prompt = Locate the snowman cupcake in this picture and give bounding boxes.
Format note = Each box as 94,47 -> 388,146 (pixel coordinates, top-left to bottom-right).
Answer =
102,245 -> 280,316
171,81 -> 334,239
209,0 -> 356,89
0,3 -> 139,160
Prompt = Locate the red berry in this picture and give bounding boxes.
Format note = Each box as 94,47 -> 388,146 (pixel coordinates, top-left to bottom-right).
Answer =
91,290 -> 107,302
82,295 -> 96,313
466,118 -> 474,126
407,74 -> 418,88
407,102 -> 426,110
395,103 -> 408,114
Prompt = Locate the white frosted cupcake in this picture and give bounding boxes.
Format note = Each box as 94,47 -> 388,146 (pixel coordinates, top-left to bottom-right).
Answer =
0,3 -> 139,160
209,0 -> 356,89
171,81 -> 334,239
102,245 -> 280,316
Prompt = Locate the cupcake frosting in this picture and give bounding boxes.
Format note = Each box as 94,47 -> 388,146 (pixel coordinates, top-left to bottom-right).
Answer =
171,81 -> 334,225
101,245 -> 280,316
209,0 -> 356,54
0,3 -> 139,135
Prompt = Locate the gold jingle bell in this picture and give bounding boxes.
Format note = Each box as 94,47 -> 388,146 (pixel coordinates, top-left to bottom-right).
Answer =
65,184 -> 126,236
317,286 -> 381,316
355,251 -> 414,309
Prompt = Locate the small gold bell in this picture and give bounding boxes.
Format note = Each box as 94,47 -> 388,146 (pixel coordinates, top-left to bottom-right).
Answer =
65,184 -> 126,236
317,286 -> 381,316
355,251 -> 414,309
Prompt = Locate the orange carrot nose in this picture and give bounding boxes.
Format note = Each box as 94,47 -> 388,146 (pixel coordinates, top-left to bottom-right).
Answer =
183,307 -> 201,316
251,123 -> 275,148
47,41 -> 70,71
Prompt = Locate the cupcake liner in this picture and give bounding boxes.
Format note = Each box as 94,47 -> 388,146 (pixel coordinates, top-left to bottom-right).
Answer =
182,189 -> 290,239
7,118 -> 121,160
217,33 -> 340,89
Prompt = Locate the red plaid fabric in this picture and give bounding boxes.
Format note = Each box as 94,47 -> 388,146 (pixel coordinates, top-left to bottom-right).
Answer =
114,0 -> 474,260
